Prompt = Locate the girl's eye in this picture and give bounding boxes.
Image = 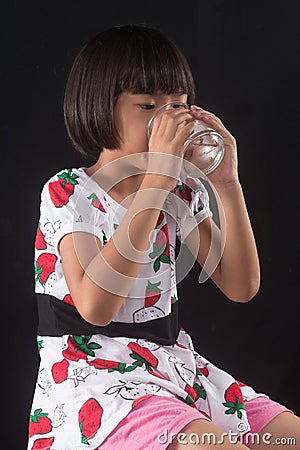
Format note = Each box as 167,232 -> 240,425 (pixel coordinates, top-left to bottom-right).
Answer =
139,104 -> 155,110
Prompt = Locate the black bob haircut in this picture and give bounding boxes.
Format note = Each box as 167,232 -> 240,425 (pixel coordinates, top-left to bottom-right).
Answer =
63,24 -> 196,160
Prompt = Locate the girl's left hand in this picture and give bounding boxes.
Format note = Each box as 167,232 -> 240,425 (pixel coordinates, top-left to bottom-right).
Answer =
189,105 -> 239,185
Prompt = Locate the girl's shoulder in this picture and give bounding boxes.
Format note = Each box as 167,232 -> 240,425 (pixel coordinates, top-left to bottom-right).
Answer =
39,166 -> 108,208
35,166 -> 110,268
41,166 -> 92,191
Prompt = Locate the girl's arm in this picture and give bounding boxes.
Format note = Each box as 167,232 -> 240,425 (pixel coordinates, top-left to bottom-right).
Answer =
184,180 -> 260,302
59,107 -> 198,326
60,179 -> 172,328
184,106 -> 260,303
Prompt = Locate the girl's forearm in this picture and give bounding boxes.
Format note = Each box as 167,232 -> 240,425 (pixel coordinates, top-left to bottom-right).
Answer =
213,180 -> 260,302
80,175 -> 170,326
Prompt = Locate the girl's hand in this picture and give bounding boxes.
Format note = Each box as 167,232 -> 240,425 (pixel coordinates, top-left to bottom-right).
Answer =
147,107 -> 199,191
189,105 -> 239,185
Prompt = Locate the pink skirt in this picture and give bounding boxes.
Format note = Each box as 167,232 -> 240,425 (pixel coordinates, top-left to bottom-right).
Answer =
97,394 -> 294,449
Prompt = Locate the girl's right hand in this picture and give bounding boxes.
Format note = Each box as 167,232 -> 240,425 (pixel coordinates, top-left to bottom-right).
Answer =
146,107 -> 199,191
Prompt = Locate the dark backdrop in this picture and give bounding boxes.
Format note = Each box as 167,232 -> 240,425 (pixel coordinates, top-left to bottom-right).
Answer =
2,1 -> 299,449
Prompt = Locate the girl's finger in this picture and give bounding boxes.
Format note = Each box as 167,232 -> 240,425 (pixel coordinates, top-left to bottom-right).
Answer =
162,110 -> 194,138
190,105 -> 216,116
190,105 -> 236,142
201,115 -> 235,141
176,116 -> 197,133
149,110 -> 164,136
190,105 -> 208,114
190,110 -> 216,119
154,107 -> 189,133
174,119 -> 199,144
190,105 -> 203,110
151,107 -> 189,136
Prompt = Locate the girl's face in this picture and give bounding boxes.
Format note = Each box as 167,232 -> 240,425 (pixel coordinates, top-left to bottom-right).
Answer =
113,91 -> 188,154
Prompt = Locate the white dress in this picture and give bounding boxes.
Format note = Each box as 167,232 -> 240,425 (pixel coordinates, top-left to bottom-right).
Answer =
28,166 -> 269,450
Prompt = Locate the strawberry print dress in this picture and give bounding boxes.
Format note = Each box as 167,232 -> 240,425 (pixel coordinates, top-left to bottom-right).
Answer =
28,166 -> 270,450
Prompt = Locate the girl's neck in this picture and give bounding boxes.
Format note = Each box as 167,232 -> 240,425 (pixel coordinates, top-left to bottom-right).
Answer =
85,149 -> 146,199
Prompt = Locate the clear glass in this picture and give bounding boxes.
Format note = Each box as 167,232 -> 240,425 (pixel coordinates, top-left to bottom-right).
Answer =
146,102 -> 225,176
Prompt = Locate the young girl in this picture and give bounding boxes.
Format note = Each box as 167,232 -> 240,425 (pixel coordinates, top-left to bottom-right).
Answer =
29,25 -> 299,449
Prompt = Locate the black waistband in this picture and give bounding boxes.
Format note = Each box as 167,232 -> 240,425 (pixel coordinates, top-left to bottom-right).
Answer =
36,293 -> 180,346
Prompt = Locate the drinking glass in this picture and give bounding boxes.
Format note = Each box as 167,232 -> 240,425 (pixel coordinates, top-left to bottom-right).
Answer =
147,102 -> 224,176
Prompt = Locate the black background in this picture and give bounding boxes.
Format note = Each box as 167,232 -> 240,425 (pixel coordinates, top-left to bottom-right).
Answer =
2,1 -> 299,449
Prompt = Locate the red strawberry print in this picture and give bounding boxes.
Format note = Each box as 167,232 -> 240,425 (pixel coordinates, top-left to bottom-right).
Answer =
193,382 -> 207,400
87,193 -> 106,212
128,342 -> 158,370
35,253 -> 57,286
31,436 -> 54,450
179,381 -> 207,407
222,382 -> 246,419
88,357 -> 132,373
176,177 -> 203,205
48,169 -> 78,207
78,398 -> 103,444
177,182 -> 192,203
236,380 -> 248,387
148,369 -> 168,380
184,383 -> 198,403
171,294 -> 178,304
156,211 -> 164,227
149,224 -> 170,272
62,335 -> 101,361
51,359 -> 70,383
37,340 -> 43,353
177,393 -> 197,408
29,408 -> 53,437
132,394 -> 154,408
185,177 -> 204,191
157,224 -> 170,259
175,342 -> 187,349
145,281 -> 162,307
196,365 -> 209,377
35,223 -> 47,250
63,293 -> 75,307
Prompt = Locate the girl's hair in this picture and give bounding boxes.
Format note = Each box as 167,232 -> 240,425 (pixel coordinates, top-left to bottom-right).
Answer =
63,24 -> 196,160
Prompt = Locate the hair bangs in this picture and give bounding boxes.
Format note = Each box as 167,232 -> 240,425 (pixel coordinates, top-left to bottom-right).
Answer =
113,27 -> 195,102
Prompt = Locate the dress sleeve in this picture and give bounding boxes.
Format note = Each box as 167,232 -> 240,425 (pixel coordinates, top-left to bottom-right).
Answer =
38,168 -> 107,257
174,175 -> 213,244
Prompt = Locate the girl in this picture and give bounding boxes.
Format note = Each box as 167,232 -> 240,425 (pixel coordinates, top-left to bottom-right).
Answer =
29,25 -> 299,449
